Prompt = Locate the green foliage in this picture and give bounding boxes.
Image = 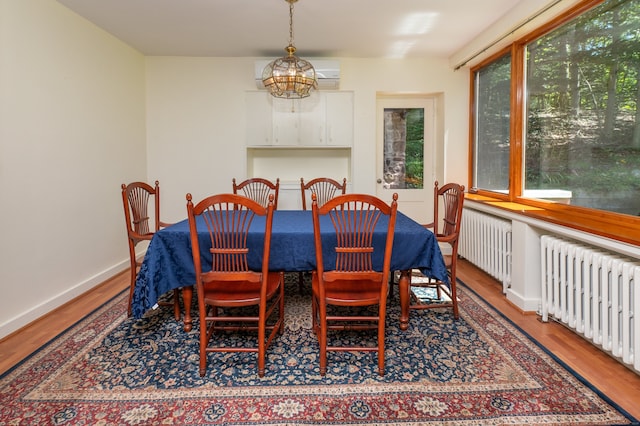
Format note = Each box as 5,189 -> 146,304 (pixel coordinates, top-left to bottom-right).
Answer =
405,108 -> 424,189
480,0 -> 640,211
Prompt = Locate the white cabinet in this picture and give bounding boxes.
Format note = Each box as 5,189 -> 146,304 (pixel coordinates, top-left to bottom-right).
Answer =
272,102 -> 300,145
246,91 -> 353,147
325,92 -> 353,146
245,91 -> 272,146
295,96 -> 325,146
272,96 -> 325,145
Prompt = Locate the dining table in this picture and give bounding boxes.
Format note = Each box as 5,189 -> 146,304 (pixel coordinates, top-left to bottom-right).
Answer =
131,210 -> 448,331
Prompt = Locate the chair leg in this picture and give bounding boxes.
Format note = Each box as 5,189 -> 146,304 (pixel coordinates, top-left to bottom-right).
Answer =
388,272 -> 395,299
450,274 -> 459,320
258,315 -> 266,378
279,272 -> 285,335
377,302 -> 386,376
319,302 -> 327,376
378,356 -> 385,376
311,273 -> 319,336
127,265 -> 137,317
172,289 -> 181,321
298,271 -> 305,294
199,319 -> 208,377
311,296 -> 318,335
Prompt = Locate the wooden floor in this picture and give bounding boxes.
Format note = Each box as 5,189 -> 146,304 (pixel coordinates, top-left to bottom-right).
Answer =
1,261 -> 639,420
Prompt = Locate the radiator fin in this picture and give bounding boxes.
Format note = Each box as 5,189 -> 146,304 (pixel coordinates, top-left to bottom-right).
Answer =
459,209 -> 512,293
540,235 -> 639,374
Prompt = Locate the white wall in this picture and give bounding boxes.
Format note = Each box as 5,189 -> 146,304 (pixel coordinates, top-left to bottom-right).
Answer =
1,0 -> 569,339
450,0 -> 583,69
145,56 -> 469,221
145,57 -> 260,220
0,2 -> 468,338
0,0 -> 146,337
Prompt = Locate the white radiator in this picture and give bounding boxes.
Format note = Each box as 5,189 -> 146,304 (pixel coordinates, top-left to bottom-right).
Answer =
459,209 -> 512,293
540,235 -> 640,374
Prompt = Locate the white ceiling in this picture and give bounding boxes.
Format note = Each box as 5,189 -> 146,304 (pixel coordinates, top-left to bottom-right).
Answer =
56,0 -> 538,59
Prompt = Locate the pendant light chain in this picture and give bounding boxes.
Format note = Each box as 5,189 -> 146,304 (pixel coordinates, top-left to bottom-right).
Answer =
289,1 -> 294,49
261,0 -> 317,99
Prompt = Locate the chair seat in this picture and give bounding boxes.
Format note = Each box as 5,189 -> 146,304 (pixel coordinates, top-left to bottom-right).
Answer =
202,272 -> 283,306
314,277 -> 384,306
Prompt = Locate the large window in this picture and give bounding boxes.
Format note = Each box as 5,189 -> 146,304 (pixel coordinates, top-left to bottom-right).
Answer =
473,53 -> 512,192
472,0 -> 640,223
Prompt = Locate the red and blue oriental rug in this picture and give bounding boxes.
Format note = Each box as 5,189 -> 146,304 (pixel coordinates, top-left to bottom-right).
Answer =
1,275 -> 637,425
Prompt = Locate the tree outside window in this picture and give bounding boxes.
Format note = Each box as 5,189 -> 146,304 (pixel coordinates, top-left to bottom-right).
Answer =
473,54 -> 511,193
383,108 -> 424,189
525,0 -> 640,215
473,0 -> 640,217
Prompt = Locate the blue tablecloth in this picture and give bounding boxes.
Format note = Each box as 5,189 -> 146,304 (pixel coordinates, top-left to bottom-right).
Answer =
131,210 -> 448,318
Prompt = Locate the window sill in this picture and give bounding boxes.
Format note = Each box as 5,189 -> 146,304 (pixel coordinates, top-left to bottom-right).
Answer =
464,193 -> 640,246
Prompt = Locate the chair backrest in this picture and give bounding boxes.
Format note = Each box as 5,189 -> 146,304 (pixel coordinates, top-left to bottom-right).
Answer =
232,178 -> 280,210
186,193 -> 274,285
432,181 -> 465,245
300,177 -> 347,210
312,193 -> 398,283
121,181 -> 162,244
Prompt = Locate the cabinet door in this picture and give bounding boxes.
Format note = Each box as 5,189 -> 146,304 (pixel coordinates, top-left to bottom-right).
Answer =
298,95 -> 326,146
325,92 -> 354,146
245,92 -> 272,146
246,91 -> 353,147
272,98 -> 299,146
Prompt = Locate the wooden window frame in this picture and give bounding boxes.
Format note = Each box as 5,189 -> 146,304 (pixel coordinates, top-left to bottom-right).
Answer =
468,0 -> 640,245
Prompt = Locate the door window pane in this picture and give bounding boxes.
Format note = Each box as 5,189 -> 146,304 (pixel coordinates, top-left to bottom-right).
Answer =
383,108 -> 424,189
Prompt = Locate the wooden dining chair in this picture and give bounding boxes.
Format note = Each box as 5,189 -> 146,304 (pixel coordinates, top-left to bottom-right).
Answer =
232,177 -> 280,210
121,181 -> 180,319
298,177 -> 348,292
186,192 -> 285,377
300,177 -> 347,210
408,181 -> 465,319
311,192 -> 398,376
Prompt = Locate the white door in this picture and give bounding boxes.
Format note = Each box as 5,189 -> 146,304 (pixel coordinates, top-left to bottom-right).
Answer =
376,95 -> 437,223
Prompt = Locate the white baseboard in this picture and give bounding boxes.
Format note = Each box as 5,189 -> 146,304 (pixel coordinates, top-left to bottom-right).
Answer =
0,260 -> 129,340
505,288 -> 539,313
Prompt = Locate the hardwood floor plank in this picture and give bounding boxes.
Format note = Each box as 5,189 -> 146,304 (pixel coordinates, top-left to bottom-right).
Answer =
0,271 -> 128,374
1,263 -> 638,420
457,259 -> 640,420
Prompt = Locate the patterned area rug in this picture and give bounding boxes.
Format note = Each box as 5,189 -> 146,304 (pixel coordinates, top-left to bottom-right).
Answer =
1,275 -> 636,425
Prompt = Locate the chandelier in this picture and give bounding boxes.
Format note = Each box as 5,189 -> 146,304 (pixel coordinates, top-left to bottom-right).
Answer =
262,0 -> 317,99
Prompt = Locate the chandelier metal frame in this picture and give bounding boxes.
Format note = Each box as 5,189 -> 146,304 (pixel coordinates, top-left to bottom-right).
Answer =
261,0 -> 317,99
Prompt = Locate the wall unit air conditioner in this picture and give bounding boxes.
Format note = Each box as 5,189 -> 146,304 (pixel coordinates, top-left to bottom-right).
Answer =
255,59 -> 340,90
